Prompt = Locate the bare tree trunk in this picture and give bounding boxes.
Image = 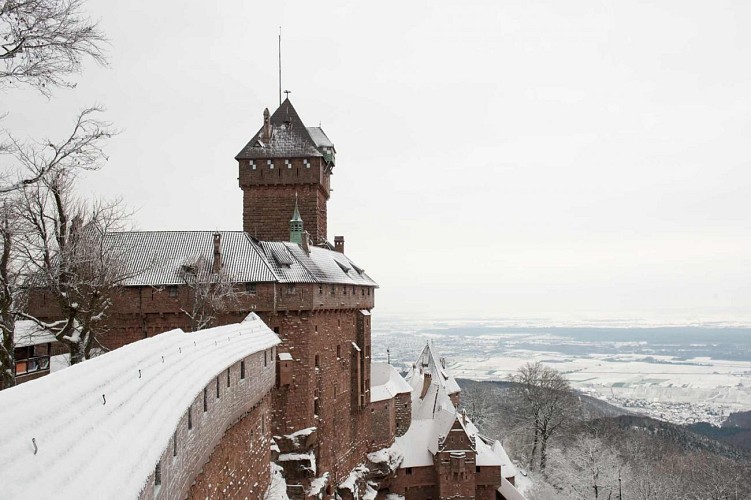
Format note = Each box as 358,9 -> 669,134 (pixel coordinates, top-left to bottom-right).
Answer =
530,414 -> 540,470
0,215 -> 16,390
540,425 -> 549,472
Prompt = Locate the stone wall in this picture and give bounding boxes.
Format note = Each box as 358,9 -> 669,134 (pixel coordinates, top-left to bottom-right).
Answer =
136,347 -> 275,500
270,309 -> 372,487
238,157 -> 330,243
395,392 -> 411,437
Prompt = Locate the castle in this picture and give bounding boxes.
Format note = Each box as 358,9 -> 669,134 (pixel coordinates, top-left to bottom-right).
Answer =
7,98 -> 526,499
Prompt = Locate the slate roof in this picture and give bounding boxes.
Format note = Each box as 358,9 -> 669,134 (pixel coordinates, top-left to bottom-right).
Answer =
235,99 -> 333,160
104,231 -> 376,287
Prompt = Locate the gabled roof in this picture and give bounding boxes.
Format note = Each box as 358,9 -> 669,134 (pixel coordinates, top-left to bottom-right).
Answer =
101,231 -> 377,287
406,342 -> 462,399
235,99 -> 333,160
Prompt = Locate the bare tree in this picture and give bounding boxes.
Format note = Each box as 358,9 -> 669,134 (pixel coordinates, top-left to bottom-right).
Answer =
1,106 -> 112,194
179,253 -> 242,332
460,380 -> 499,430
513,361 -> 578,471
16,149 -> 133,364
0,0 -> 106,95
0,202 -> 19,388
546,435 -> 626,500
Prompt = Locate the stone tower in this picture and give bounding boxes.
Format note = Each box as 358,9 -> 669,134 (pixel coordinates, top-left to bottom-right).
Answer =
236,98 -> 335,244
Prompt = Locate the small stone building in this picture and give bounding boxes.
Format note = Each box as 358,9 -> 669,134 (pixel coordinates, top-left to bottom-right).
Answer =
389,343 -> 524,500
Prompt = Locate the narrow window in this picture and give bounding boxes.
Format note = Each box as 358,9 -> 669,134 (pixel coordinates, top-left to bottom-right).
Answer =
319,285 -> 323,294
227,367 -> 231,387
352,286 -> 355,294
241,360 -> 246,379
216,377 -> 220,399
261,414 -> 265,434
168,286 -> 178,298
273,327 -> 280,335
336,344 -> 341,358
315,325 -> 318,333
155,462 -> 162,486
361,288 -> 365,296
406,467 -> 413,476
315,354 -> 320,368
330,286 -> 335,296
173,432 -> 177,457
188,408 -> 192,430
337,319 -> 341,327
203,387 -> 208,412
264,350 -> 267,367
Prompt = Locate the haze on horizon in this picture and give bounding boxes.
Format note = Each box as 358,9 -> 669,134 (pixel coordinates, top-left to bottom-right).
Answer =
4,0 -> 750,324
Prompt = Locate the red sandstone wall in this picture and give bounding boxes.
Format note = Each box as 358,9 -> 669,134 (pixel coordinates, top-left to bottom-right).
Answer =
188,394 -> 273,499
395,392 -> 411,437
239,157 -> 330,243
25,283 -> 375,352
269,309 -> 372,486
137,347 -> 275,500
392,466 -> 437,499
369,399 -> 393,450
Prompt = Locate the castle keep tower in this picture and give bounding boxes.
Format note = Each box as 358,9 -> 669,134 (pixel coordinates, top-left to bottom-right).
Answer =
236,99 -> 335,244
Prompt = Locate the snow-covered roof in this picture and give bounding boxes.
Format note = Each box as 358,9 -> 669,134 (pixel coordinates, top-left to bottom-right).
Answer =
102,230 -> 377,287
405,342 -> 461,397
395,340 -> 520,492
13,320 -> 58,347
0,315 -> 280,499
370,362 -> 412,403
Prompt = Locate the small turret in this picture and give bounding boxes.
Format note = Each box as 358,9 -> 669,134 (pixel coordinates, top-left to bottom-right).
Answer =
289,196 -> 303,245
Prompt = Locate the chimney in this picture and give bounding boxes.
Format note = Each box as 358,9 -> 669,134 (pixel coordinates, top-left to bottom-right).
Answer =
261,108 -> 272,143
301,230 -> 310,255
420,372 -> 432,399
212,233 -> 221,273
334,235 -> 345,253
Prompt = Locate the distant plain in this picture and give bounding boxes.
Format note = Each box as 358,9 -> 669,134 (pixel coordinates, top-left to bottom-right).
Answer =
372,317 -> 751,426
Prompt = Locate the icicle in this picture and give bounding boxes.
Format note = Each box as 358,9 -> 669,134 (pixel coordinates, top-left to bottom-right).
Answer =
32,438 -> 38,455
102,394 -> 106,405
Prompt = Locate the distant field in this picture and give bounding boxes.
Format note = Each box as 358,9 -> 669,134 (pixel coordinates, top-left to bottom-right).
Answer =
372,318 -> 751,426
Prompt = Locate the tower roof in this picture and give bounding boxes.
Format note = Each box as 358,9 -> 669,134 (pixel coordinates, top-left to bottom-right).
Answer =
235,98 -> 334,160
290,196 -> 302,223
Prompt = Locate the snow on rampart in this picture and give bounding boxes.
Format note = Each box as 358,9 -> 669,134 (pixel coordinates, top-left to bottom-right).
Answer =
0,315 -> 279,499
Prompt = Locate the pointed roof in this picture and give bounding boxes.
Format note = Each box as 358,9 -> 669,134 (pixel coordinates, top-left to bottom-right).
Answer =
290,196 -> 302,223
235,99 -> 333,160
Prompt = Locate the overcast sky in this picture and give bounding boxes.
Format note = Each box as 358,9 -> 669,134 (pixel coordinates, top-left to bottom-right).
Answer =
5,0 -> 751,323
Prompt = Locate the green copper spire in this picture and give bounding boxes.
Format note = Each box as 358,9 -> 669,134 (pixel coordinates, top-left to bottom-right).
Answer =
289,194 -> 303,244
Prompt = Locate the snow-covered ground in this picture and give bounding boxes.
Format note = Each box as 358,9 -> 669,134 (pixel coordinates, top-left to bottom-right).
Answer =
372,318 -> 751,426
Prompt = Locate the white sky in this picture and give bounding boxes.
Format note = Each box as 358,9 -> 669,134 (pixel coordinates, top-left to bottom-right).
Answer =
4,0 -> 751,323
